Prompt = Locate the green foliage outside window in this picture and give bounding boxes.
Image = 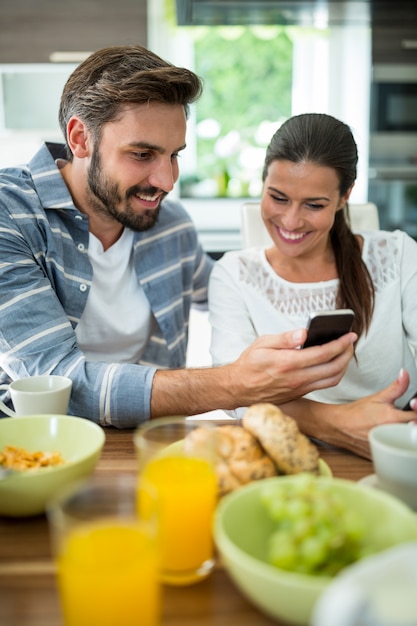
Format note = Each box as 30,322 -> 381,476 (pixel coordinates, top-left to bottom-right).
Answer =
163,0 -> 293,197
195,27 -> 292,132
184,26 -> 293,197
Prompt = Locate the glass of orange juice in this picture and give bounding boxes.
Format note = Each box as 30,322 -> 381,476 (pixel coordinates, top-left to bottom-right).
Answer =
47,474 -> 161,626
134,417 -> 218,586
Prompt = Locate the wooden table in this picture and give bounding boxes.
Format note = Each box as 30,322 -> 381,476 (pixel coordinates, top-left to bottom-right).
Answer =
0,427 -> 373,626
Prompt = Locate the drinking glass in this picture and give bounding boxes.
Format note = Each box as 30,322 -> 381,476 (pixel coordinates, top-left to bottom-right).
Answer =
47,474 -> 161,626
134,417 -> 218,586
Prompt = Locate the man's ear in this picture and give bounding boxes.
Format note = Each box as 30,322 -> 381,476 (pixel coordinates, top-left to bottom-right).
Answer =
66,117 -> 91,158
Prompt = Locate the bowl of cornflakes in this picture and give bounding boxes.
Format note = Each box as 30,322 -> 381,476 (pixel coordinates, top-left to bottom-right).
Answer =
0,414 -> 105,517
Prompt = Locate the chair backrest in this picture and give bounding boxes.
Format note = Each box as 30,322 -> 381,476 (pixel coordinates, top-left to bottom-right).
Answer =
240,201 -> 379,248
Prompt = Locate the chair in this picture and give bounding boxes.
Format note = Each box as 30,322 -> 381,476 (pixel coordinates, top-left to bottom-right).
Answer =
240,201 -> 379,248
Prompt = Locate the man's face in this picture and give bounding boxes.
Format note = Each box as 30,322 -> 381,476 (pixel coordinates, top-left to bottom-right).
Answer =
85,102 -> 187,231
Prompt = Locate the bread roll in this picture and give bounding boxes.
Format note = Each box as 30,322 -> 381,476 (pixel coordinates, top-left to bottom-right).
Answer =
185,424 -> 277,495
185,406 -> 320,495
242,403 -> 320,475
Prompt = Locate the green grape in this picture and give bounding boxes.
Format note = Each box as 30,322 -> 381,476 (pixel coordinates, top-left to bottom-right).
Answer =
269,531 -> 298,570
292,517 -> 313,541
298,535 -> 327,569
286,498 -> 311,520
344,510 -> 366,541
260,475 -> 367,577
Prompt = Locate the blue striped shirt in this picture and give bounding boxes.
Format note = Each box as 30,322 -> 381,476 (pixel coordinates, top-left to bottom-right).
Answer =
0,143 -> 214,427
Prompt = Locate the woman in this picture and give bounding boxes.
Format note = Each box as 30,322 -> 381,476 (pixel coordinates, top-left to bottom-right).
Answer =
208,113 -> 417,458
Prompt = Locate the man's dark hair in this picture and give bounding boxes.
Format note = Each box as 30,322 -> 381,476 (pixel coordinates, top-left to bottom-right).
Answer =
59,44 -> 203,157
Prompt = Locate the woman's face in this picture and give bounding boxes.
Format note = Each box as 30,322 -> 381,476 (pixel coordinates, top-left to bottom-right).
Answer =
261,159 -> 352,260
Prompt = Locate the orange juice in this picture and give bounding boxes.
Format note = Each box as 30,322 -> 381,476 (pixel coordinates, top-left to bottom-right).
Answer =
57,520 -> 160,626
139,455 -> 218,585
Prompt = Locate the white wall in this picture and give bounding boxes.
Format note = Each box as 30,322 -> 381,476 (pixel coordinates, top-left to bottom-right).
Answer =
0,63 -> 76,168
291,26 -> 372,202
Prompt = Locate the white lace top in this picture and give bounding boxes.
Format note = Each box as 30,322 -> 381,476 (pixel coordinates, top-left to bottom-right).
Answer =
208,229 -> 417,409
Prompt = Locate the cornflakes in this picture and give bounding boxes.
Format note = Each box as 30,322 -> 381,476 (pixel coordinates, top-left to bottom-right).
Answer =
0,445 -> 64,471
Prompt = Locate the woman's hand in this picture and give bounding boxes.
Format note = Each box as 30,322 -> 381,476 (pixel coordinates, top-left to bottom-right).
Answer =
331,369 -> 417,457
283,369 -> 417,459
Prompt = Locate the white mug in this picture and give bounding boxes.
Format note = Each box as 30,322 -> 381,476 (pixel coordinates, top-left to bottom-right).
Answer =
0,375 -> 72,417
369,422 -> 417,511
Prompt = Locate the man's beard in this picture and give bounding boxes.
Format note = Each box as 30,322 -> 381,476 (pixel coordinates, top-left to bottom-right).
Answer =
86,146 -> 163,231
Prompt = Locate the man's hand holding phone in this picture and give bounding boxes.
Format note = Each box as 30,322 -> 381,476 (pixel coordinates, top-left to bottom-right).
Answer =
302,309 -> 355,349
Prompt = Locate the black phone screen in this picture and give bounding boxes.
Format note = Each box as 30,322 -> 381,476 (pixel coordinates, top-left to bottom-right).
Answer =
302,310 -> 355,348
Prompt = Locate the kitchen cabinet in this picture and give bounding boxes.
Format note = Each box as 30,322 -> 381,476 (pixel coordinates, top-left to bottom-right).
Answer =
0,0 -> 147,63
368,164 -> 417,240
372,27 -> 417,65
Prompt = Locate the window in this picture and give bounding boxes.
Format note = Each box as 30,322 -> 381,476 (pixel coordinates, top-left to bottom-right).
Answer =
149,0 -> 371,203
186,26 -> 293,198
149,0 -> 293,199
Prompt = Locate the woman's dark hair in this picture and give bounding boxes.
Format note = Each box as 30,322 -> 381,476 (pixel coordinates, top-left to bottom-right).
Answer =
263,113 -> 374,339
59,45 -> 203,159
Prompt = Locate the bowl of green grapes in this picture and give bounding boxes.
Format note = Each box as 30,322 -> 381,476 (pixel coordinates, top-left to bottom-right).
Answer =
214,474 -> 417,626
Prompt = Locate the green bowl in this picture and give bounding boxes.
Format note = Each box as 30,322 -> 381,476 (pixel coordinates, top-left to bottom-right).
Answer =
214,475 -> 417,626
0,414 -> 105,517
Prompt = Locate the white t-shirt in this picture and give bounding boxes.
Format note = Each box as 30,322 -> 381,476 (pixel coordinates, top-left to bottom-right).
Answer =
76,229 -> 154,363
208,229 -> 417,409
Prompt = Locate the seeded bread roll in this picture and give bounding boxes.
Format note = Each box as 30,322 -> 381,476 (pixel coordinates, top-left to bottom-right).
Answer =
242,403 -> 320,475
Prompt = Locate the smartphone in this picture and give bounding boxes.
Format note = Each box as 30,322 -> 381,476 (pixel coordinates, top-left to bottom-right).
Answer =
302,309 -> 355,348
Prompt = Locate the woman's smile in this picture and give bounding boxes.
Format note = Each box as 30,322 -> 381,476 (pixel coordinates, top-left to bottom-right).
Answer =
275,225 -> 310,243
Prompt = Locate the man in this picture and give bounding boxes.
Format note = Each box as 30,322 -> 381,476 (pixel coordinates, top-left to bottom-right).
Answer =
0,45 -> 356,427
